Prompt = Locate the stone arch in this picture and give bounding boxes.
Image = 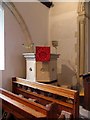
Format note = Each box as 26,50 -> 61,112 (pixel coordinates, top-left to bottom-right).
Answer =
3,1 -> 34,52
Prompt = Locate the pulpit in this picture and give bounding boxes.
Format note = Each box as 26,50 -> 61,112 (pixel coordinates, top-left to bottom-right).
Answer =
80,73 -> 90,111
23,53 -> 58,84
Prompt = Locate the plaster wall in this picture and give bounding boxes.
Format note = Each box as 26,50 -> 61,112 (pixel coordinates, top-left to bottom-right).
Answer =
0,71 -> 2,88
2,2 -> 49,91
14,2 -> 49,47
49,2 -> 78,86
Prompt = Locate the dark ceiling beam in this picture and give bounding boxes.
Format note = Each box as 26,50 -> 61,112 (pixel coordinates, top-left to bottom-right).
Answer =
38,0 -> 54,8
41,2 -> 53,8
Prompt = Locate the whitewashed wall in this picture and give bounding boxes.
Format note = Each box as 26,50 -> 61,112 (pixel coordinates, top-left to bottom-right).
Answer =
14,2 -> 49,46
2,2 -> 49,91
49,2 -> 78,87
0,71 -> 2,88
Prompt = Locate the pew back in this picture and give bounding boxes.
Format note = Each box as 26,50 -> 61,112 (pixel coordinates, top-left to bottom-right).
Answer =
12,77 -> 79,119
0,88 -> 47,119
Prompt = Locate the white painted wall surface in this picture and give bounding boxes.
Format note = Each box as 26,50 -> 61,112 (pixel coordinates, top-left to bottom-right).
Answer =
14,2 -> 49,47
0,71 -> 2,88
2,2 -> 49,91
49,2 -> 78,86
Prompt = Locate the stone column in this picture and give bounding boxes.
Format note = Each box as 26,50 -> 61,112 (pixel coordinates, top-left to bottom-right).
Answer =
77,2 -> 86,87
79,18 -> 86,86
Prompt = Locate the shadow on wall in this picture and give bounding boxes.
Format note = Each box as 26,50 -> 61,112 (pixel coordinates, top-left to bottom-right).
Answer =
58,64 -> 75,87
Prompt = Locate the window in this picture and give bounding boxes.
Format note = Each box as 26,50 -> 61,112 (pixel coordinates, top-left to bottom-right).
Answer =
0,5 -> 4,70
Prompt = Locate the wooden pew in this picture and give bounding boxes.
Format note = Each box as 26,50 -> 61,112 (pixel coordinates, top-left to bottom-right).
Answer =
12,77 -> 79,119
0,88 -> 62,120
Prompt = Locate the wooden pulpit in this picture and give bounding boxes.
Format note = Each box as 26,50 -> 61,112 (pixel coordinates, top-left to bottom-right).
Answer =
80,73 -> 90,111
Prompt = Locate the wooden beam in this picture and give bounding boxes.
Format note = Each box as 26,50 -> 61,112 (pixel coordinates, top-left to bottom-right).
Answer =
41,2 -> 53,8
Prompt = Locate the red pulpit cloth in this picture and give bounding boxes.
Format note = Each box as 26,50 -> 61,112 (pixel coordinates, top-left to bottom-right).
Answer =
36,46 -> 50,62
